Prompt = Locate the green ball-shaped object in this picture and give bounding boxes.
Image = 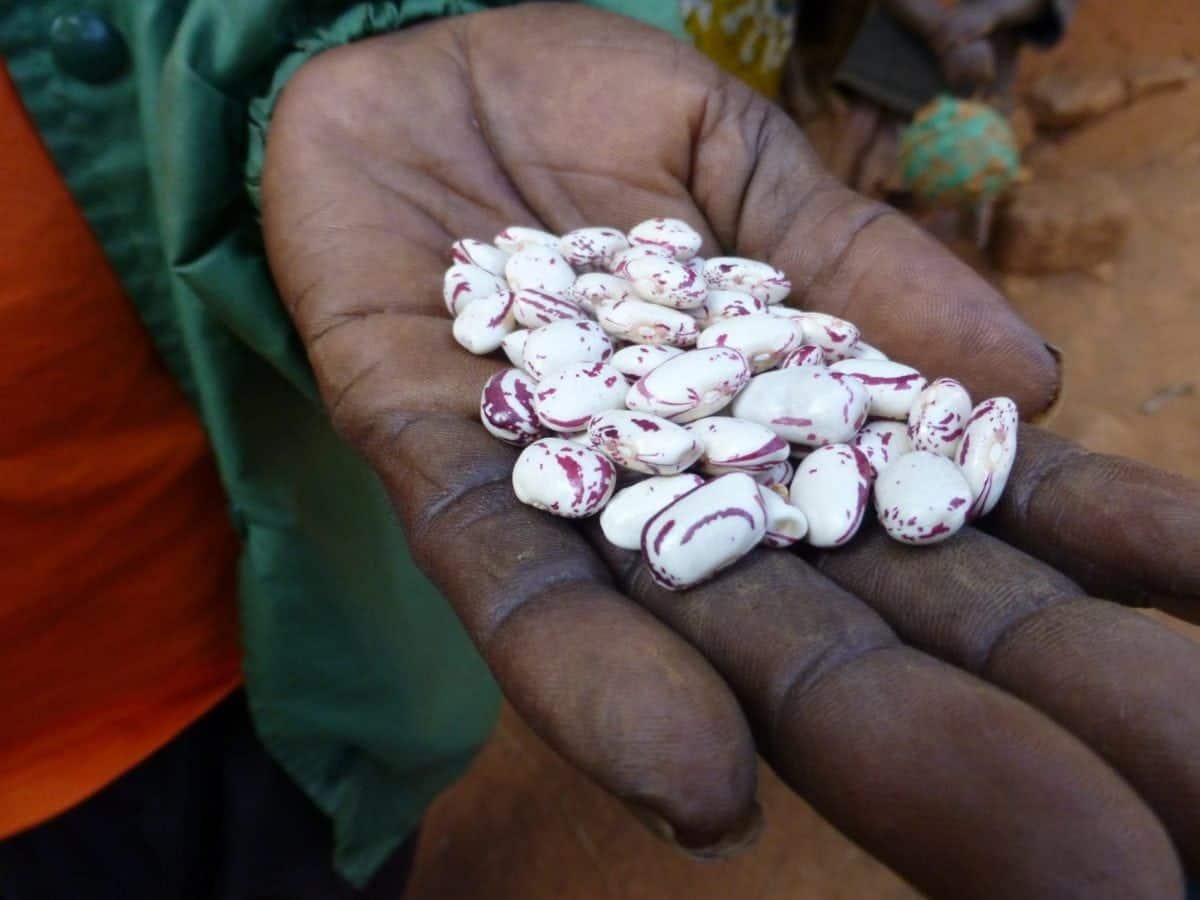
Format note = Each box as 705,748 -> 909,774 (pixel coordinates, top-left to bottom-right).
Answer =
899,96 -> 1020,207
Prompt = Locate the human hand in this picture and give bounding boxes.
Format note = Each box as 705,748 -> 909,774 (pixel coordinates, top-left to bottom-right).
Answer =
260,7 -> 1200,898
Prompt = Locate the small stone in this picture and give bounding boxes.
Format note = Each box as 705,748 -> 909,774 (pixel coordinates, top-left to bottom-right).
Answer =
1027,71 -> 1128,129
1125,57 -> 1198,100
991,173 -> 1132,275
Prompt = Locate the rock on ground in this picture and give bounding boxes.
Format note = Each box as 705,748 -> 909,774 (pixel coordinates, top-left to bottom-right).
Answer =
1027,70 -> 1128,128
991,172 -> 1132,274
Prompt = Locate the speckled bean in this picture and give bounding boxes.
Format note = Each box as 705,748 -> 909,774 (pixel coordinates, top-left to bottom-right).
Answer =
608,244 -> 673,277
627,218 -> 703,261
587,410 -> 701,475
908,377 -> 972,457
828,359 -> 927,420
875,451 -> 972,544
625,256 -> 707,310
955,397 -> 1019,520
567,273 -> 635,313
522,320 -> 613,381
450,238 -> 509,276
788,443 -> 872,548
534,361 -> 628,432
452,290 -> 515,354
685,416 -> 790,475
505,246 -> 576,295
594,298 -> 700,347
758,485 -> 809,548
512,288 -> 586,328
730,367 -> 870,446
559,227 -> 629,270
494,226 -> 559,254
610,344 -> 684,380
696,314 -> 803,373
480,368 -> 542,446
599,474 -> 705,550
796,312 -> 861,362
779,344 -> 825,369
693,291 -> 766,329
626,347 -> 752,423
512,438 -> 616,518
443,263 -> 507,317
852,420 -> 912,479
642,473 -> 766,590
703,257 -> 790,305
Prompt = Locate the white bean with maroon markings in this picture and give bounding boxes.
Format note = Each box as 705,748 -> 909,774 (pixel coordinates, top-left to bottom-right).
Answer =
559,227 -> 629,270
779,344 -> 824,369
685,416 -> 790,475
828,359 -> 927,420
642,472 -> 767,590
480,368 -> 543,446
494,226 -> 559,254
512,438 -> 617,518
610,343 -> 683,380
852,420 -> 913,479
608,244 -> 673,277
788,443 -> 873,548
586,410 -> 702,476
443,263 -> 507,317
626,217 -> 704,261
534,361 -> 628,432
450,238 -> 509,276
956,397 -> 1019,520
769,306 -> 806,320
696,314 -> 803,373
505,246 -> 576,295
521,320 -> 613,380
594,298 -> 700,347
851,341 -> 889,361
704,257 -> 791,304
625,255 -> 708,310
599,474 -> 706,550
731,367 -> 870,446
568,273 -> 636,313
693,290 -> 766,328
908,377 -> 972,457
796,312 -> 861,362
626,346 -> 752,423
512,288 -> 586,328
875,451 -> 973,545
758,485 -> 809,548
452,290 -> 515,354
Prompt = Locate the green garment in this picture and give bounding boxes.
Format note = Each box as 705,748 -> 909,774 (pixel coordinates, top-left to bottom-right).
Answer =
1,0 -> 686,886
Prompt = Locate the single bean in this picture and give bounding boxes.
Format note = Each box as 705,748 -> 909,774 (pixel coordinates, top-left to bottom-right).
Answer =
627,217 -> 703,261
730,367 -> 870,446
703,257 -> 791,305
594,298 -> 700,347
697,314 -> 803,373
685,416 -> 790,475
610,343 -> 684,381
852,420 -> 913,479
443,263 -> 507,317
828,359 -> 927,421
450,237 -> 509,276
512,438 -> 616,518
494,225 -> 559,254
788,443 -> 873,548
505,246 -> 576,295
452,289 -> 515,354
874,450 -> 972,545
779,344 -> 825,369
534,361 -> 629,432
758,485 -> 809,548
512,288 -> 586,328
642,473 -> 767,590
625,256 -> 708,310
480,368 -> 543,446
626,347 -> 752,423
693,291 -> 766,329
587,410 -> 702,475
608,244 -> 673,277
522,320 -> 613,381
559,227 -> 630,271
501,328 -> 531,371
796,311 -> 861,362
908,377 -> 972,457
956,397 -> 1019,520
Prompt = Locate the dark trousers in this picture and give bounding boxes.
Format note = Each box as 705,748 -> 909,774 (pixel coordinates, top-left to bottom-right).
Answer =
0,692 -> 418,900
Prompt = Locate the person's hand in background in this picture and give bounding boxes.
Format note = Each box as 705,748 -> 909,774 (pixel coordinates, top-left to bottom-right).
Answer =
261,7 -> 1200,898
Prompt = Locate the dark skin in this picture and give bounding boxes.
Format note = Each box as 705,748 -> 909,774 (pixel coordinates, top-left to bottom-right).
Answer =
260,7 -> 1200,898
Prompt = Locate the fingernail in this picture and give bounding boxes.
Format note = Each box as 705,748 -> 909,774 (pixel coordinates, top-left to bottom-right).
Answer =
1031,340 -> 1065,426
623,799 -> 764,861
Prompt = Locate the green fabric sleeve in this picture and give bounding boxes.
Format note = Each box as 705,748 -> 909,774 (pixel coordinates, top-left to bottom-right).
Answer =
246,1 -> 494,213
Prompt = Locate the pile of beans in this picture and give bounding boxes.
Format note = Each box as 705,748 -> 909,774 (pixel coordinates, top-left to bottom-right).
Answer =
445,219 -> 1018,591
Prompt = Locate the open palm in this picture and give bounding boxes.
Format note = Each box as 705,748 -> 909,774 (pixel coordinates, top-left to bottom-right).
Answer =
261,7 -> 1200,898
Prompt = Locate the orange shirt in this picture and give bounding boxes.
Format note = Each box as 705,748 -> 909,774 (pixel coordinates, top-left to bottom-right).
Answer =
0,61 -> 242,836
